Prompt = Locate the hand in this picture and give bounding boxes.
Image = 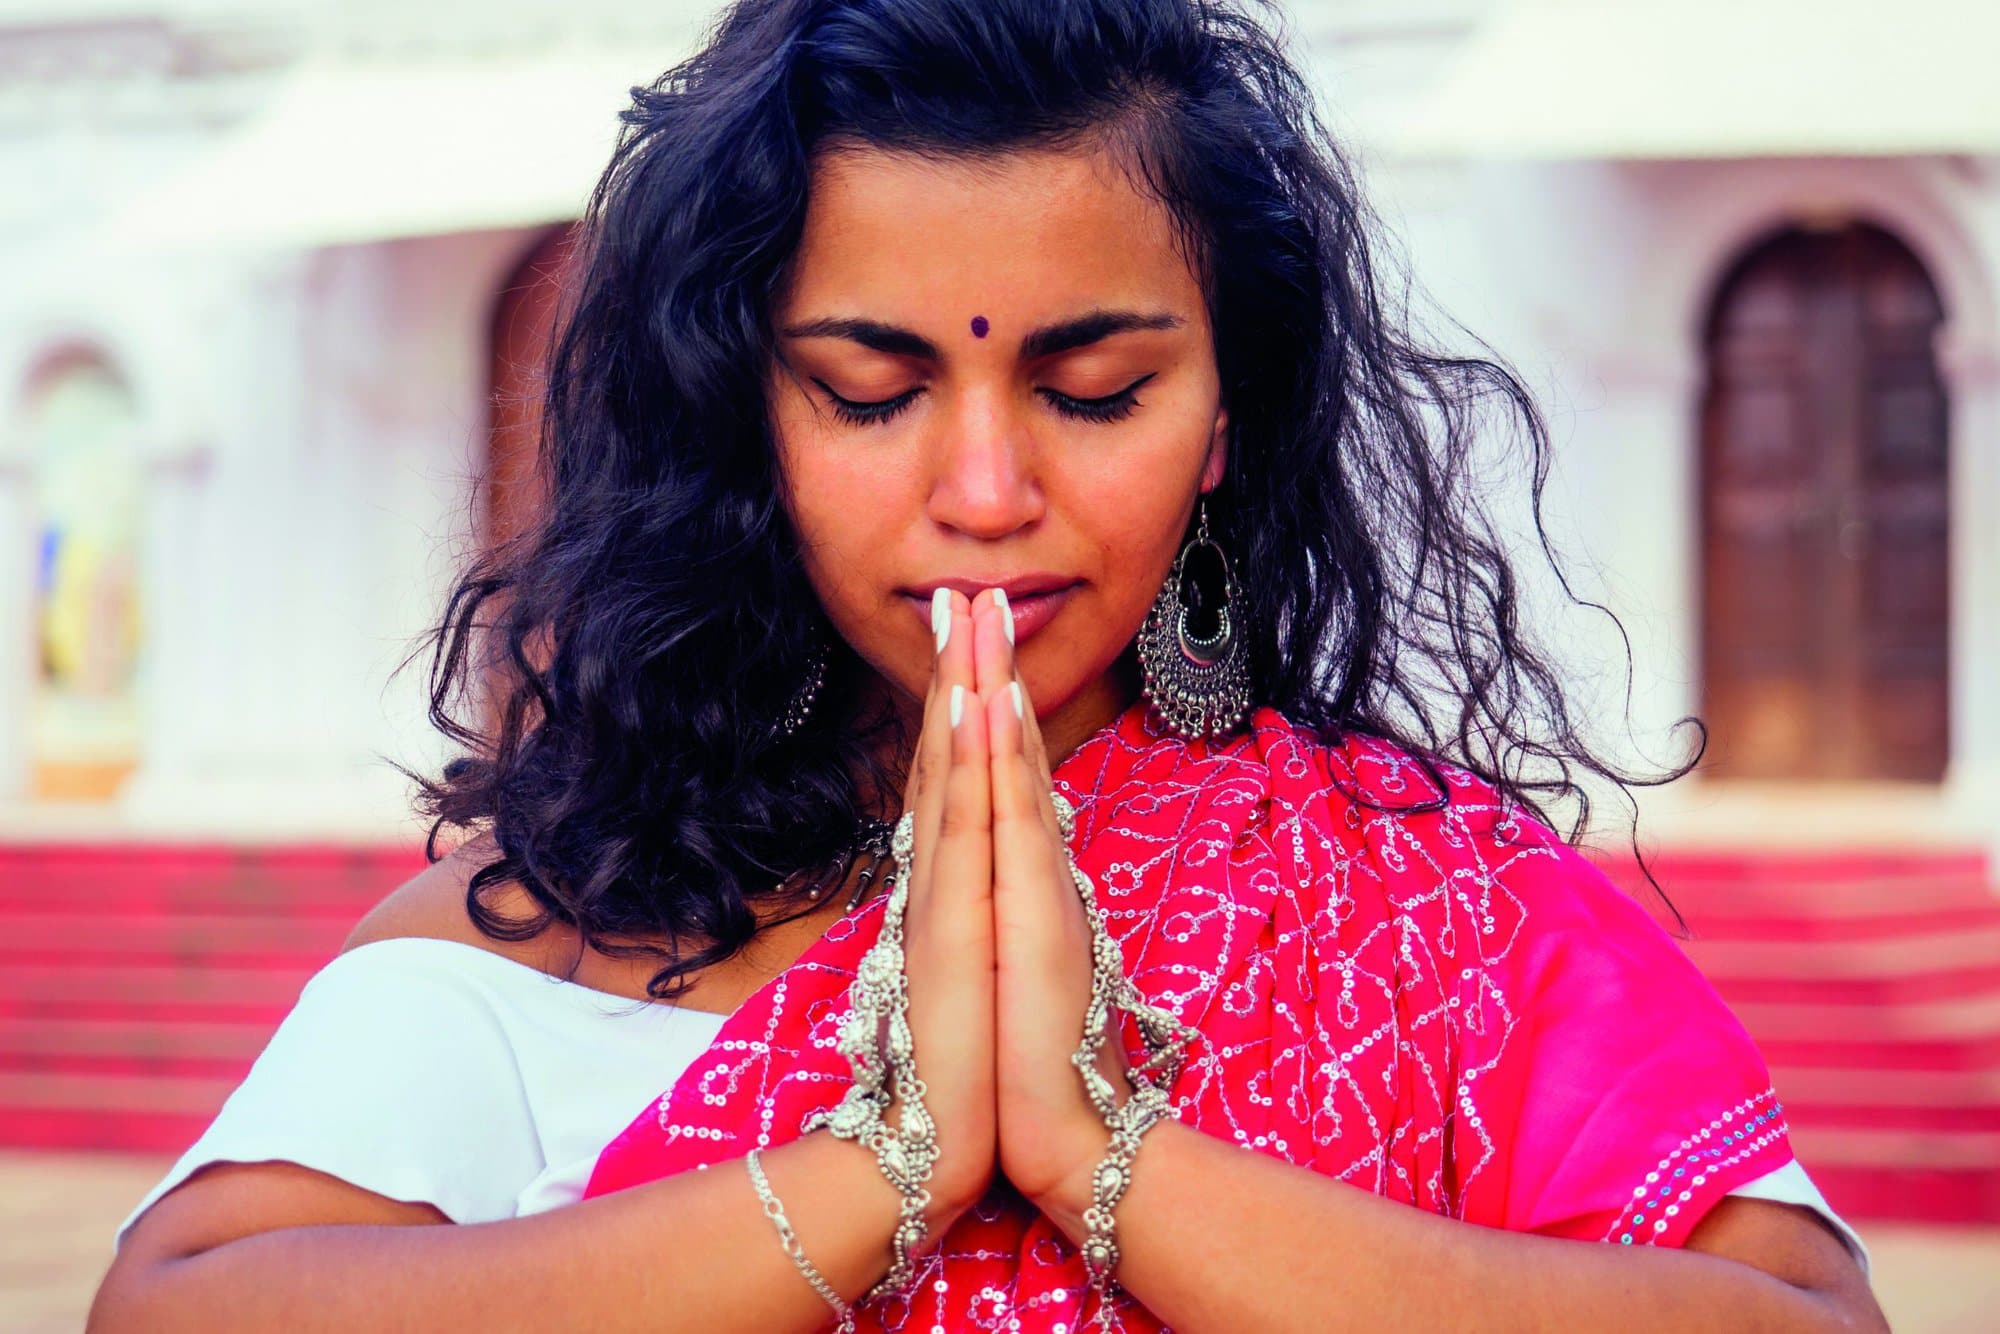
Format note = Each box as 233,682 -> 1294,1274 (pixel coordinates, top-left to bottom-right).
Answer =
969,591 -> 1135,1211
895,589 -> 1000,1230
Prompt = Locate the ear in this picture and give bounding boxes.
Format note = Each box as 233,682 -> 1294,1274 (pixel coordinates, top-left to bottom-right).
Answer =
1199,403 -> 1229,493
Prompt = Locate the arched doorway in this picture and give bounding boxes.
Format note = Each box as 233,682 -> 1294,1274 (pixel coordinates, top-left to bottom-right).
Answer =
475,227 -> 579,736
24,349 -> 144,802
486,225 -> 578,549
1698,221 -> 1950,782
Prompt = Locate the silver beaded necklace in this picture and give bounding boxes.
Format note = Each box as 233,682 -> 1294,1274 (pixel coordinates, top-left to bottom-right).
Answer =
800,815 -> 899,913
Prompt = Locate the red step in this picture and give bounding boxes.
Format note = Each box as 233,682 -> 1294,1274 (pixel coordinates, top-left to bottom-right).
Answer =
3,842 -> 1996,1225
1590,848 -> 2000,1223
0,842 -> 422,1152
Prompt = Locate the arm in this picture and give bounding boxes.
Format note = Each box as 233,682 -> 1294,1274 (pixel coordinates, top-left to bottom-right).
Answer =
1030,1118 -> 1886,1333
91,1127 -> 964,1333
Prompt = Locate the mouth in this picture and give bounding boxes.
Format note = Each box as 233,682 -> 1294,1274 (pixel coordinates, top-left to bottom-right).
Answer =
900,578 -> 1082,647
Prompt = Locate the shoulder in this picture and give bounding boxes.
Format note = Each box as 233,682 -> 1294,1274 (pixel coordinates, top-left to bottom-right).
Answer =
341,832 -> 580,972
1256,711 -> 1674,944
340,834 -> 686,1005
1245,708 -> 1497,814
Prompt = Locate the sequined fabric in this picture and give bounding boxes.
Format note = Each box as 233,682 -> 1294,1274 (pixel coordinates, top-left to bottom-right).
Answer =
585,702 -> 1792,1330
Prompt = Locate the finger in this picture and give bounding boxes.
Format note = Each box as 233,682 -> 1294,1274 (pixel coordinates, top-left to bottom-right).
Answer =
907,588 -> 973,906
1015,664 -> 1057,800
975,591 -> 1061,840
970,588 -> 1012,703
923,663 -> 993,950
987,676 -> 1067,893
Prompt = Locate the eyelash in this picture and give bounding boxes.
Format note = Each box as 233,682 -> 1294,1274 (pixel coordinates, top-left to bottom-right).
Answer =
815,373 -> 1157,428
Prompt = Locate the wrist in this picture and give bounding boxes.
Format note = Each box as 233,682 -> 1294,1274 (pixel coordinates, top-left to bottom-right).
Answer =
1029,1113 -> 1114,1245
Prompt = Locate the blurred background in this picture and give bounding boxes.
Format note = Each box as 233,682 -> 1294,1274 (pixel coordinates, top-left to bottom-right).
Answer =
1,0 -> 1996,1328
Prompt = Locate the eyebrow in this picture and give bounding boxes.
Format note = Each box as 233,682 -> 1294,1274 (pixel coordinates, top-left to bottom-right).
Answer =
777,308 -> 1185,362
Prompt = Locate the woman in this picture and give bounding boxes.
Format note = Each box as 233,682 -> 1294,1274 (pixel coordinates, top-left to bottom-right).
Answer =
93,1 -> 1885,1330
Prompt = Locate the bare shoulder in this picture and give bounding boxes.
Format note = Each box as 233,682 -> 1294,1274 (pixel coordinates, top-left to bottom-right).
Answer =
340,832 -> 582,977
339,833 -> 692,1004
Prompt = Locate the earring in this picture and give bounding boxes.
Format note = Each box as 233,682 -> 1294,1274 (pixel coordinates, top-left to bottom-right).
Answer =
1136,496 -> 1252,742
777,636 -> 829,738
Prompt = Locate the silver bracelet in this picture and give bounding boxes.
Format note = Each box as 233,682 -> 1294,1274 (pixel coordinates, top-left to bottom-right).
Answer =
747,1146 -> 857,1333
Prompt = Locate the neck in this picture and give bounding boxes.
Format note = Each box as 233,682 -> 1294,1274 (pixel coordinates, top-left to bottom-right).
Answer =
1039,649 -> 1143,768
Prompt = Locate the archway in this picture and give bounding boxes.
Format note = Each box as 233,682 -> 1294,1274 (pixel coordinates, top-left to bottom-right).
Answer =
23,348 -> 144,801
1698,221 -> 1950,781
475,227 -> 580,737
486,225 -> 578,549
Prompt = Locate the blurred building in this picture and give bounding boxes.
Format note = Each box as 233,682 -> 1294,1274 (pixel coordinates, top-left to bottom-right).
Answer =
0,0 -> 1995,1222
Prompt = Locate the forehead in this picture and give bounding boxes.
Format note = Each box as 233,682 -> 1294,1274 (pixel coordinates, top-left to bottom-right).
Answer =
779,142 -> 1200,315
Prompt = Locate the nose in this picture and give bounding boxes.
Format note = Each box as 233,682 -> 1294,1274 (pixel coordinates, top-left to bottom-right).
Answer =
924,386 -> 1045,539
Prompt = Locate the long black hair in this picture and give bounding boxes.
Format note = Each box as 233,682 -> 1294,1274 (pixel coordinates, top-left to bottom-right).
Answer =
410,0 -> 1701,1000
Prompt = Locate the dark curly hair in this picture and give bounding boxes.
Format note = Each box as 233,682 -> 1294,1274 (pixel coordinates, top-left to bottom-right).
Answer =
408,0 -> 1702,1001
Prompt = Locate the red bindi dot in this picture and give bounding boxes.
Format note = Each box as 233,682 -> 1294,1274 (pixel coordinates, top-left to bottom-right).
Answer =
970,315 -> 989,338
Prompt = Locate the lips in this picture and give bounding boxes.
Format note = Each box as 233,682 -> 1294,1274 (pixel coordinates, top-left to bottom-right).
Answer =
900,579 -> 1080,646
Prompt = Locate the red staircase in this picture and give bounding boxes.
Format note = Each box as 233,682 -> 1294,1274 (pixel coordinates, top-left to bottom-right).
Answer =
0,843 -> 422,1153
2,842 -> 1996,1224
1598,849 -> 2000,1225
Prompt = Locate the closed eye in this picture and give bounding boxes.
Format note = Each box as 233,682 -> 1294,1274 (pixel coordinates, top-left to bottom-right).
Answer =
812,378 -> 923,427
1041,372 -> 1157,423
809,371 -> 1159,428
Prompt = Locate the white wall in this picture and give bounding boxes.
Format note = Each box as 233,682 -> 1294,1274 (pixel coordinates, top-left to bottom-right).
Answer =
4,0 -> 1997,858
0,225 -> 538,840
1363,150 -> 2000,854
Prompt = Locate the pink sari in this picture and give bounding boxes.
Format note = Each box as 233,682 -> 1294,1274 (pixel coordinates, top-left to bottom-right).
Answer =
585,702 -> 1792,1330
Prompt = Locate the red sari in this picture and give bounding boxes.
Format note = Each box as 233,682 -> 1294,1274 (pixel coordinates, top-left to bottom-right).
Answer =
585,702 -> 1791,1330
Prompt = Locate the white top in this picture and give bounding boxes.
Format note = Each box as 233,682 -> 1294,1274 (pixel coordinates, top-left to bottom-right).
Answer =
116,937 -> 728,1249
115,937 -> 1872,1275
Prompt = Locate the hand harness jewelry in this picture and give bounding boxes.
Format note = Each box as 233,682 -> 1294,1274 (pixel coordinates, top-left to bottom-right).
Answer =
1051,790 -> 1202,1330
797,809 -> 939,1305
762,793 -> 1199,1329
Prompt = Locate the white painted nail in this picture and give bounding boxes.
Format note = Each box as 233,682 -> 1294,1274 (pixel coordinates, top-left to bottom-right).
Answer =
949,684 -> 965,729
1009,681 -> 1024,720
993,588 -> 1014,645
932,587 -> 951,653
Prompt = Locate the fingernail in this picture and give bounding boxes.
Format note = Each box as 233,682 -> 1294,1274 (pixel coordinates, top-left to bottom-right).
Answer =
949,683 -> 965,729
993,588 -> 1014,645
1008,681 -> 1024,720
932,587 -> 951,653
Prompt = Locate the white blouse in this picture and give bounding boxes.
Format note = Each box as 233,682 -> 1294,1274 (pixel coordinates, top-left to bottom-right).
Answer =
116,936 -> 1871,1275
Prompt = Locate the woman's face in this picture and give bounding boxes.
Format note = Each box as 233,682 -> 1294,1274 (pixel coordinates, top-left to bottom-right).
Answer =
768,141 -> 1228,758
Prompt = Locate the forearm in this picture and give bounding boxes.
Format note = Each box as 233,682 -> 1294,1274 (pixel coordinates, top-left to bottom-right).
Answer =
92,1130 -> 945,1334
1035,1119 -> 1861,1333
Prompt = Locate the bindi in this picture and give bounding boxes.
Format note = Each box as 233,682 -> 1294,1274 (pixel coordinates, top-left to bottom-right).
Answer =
969,315 -> 989,338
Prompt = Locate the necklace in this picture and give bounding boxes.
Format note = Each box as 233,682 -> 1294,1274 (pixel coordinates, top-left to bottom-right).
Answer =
802,815 -> 899,912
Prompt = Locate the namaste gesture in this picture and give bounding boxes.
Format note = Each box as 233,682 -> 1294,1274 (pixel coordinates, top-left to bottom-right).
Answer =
895,585 -> 1143,1225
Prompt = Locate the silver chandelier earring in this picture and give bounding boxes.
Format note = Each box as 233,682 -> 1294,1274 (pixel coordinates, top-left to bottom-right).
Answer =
1136,496 -> 1253,742
777,637 -> 829,738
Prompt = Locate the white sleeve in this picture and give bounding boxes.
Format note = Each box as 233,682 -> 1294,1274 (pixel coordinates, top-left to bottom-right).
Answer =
115,942 -> 543,1252
1727,1161 -> 1871,1277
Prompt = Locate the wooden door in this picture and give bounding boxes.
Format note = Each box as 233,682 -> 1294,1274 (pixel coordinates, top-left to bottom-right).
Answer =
1699,222 -> 1950,782
487,226 -> 578,549
478,227 -> 578,735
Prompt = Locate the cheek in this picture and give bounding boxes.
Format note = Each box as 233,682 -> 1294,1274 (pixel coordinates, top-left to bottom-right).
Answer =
784,456 -> 877,582
1068,432 -> 1203,597
777,443 -> 918,661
